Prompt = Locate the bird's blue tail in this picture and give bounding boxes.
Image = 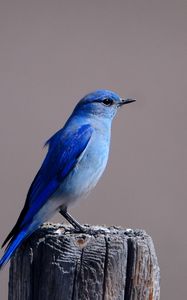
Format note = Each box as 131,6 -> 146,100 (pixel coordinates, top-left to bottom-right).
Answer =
0,228 -> 29,269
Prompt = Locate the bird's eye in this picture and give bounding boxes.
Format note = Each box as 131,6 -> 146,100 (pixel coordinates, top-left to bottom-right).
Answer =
102,99 -> 114,106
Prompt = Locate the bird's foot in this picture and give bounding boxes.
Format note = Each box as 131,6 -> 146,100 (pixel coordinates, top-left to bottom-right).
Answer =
73,225 -> 88,233
72,225 -> 102,235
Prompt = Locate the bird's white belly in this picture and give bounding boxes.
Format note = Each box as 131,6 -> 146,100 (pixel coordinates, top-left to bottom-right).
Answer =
29,153 -> 107,228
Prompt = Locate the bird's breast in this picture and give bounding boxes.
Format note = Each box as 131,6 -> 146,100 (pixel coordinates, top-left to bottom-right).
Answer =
55,129 -> 110,205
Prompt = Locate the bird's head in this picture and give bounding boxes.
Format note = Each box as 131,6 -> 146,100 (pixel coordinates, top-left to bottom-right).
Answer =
73,89 -> 135,120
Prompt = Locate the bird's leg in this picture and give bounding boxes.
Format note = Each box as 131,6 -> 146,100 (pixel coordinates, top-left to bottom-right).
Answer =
59,208 -> 85,232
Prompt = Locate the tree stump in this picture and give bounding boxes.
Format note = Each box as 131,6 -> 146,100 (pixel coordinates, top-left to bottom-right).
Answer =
8,224 -> 160,300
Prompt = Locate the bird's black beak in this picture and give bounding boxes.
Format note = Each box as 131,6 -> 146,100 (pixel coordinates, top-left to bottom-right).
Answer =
119,98 -> 136,107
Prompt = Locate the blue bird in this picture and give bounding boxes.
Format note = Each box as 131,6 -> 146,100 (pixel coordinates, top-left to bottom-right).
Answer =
0,89 -> 135,268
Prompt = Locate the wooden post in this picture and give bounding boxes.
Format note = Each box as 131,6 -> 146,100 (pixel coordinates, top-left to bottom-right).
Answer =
8,224 -> 160,300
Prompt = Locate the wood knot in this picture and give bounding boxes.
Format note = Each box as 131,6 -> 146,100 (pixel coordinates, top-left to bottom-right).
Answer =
74,235 -> 91,249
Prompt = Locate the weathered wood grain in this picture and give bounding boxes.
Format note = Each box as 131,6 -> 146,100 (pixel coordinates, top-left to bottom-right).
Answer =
8,224 -> 160,300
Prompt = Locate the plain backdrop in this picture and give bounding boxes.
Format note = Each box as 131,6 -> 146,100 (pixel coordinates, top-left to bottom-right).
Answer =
0,0 -> 186,299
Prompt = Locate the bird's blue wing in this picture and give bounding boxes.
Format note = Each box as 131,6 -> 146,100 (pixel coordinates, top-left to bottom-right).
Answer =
27,124 -> 93,206
2,124 -> 93,248
22,124 -> 93,225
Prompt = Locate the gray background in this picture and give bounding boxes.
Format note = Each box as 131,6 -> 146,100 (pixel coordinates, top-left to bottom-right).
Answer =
0,0 -> 186,299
